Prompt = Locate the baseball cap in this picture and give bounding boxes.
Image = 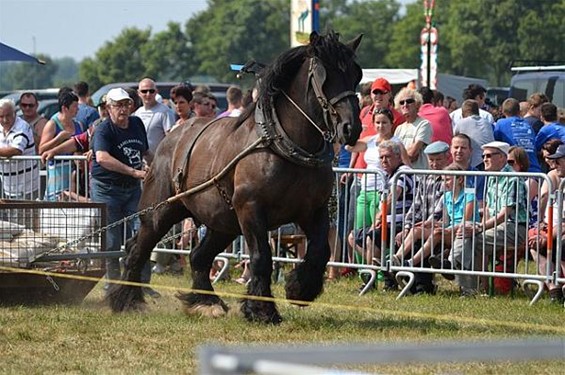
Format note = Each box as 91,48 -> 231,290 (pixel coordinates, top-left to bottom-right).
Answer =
424,141 -> 450,155
546,144 -> 565,159
106,88 -> 133,103
481,141 -> 510,156
371,78 -> 392,94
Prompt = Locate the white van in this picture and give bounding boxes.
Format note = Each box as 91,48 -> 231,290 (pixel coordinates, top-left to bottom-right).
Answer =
509,66 -> 565,107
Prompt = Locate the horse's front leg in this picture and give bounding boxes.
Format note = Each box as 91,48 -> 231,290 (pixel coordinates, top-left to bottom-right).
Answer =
238,210 -> 282,324
285,204 -> 330,303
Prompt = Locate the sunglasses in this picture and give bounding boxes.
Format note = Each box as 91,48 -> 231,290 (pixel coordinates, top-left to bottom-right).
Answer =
20,103 -> 36,108
140,89 -> 156,94
482,152 -> 501,159
399,98 -> 416,106
373,90 -> 388,95
507,159 -> 516,165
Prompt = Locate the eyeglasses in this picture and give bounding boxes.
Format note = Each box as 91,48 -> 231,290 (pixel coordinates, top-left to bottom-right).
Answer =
399,98 -> 416,106
140,89 -> 156,94
110,102 -> 131,109
20,103 -> 36,108
482,152 -> 501,159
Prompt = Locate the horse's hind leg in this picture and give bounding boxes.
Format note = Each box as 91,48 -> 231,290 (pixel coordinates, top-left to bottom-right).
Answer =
108,203 -> 188,312
285,205 -> 330,303
177,229 -> 235,318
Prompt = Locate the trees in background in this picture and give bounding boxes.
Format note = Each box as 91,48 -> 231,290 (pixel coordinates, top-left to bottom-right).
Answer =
1,0 -> 564,91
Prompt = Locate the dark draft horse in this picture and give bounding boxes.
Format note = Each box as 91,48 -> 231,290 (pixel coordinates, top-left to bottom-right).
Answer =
108,31 -> 363,324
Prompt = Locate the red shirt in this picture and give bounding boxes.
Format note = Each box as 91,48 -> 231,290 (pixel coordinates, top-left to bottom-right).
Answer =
418,103 -> 452,145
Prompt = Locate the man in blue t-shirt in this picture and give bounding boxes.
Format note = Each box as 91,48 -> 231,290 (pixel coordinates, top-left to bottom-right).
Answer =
91,88 -> 154,295
493,98 -> 541,172
534,103 -> 565,153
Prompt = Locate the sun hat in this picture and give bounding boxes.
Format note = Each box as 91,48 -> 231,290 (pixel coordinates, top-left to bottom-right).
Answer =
481,141 -> 510,156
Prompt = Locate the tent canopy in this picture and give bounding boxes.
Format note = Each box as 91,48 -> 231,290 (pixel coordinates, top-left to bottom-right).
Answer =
361,69 -> 418,85
0,42 -> 45,64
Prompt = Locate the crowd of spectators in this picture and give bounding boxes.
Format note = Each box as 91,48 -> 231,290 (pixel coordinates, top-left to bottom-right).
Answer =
1,77 -> 564,305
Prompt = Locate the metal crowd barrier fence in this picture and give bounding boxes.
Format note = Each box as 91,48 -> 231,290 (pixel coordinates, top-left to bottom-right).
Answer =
3,155 -> 564,305
388,169 -> 564,302
0,155 -> 89,202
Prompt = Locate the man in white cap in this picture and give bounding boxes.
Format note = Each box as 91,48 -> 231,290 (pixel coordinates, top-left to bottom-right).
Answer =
451,141 -> 528,297
90,88 -> 155,296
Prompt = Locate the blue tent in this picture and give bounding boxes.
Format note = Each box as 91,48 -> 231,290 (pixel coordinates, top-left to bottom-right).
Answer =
0,42 -> 45,64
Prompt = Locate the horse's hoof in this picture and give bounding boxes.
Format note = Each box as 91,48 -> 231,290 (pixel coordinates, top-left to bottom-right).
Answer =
176,292 -> 228,318
285,267 -> 324,304
107,285 -> 146,313
241,299 -> 283,325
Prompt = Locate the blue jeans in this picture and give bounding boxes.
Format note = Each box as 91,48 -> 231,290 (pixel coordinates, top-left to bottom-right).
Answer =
90,178 -> 150,284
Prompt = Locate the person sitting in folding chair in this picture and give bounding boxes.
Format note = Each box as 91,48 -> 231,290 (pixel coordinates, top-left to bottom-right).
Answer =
451,141 -> 528,297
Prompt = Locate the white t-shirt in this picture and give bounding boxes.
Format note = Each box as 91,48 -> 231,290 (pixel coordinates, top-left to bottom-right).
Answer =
394,116 -> 432,169
134,102 -> 175,154
450,107 -> 494,126
0,117 -> 40,196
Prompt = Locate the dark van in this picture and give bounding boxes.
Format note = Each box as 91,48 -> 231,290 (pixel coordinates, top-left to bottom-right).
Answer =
509,66 -> 565,107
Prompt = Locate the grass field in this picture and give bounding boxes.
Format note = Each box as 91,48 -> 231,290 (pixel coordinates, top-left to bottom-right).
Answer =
1,268 -> 564,374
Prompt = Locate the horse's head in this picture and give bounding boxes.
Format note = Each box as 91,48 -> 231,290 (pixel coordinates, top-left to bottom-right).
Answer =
306,31 -> 363,146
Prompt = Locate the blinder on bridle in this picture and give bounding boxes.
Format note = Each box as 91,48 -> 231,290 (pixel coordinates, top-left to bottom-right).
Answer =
307,57 -> 358,142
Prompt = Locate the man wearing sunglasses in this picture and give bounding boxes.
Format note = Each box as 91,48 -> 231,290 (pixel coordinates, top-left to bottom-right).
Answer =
452,141 -> 528,297
19,92 -> 48,153
134,78 -> 175,155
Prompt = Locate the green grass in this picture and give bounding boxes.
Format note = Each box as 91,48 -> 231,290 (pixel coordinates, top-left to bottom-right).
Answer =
1,269 -> 564,374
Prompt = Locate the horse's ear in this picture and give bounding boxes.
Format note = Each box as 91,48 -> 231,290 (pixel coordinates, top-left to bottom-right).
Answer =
309,31 -> 320,45
345,34 -> 363,53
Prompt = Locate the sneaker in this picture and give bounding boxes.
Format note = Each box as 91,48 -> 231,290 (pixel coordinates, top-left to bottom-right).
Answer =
390,255 -> 401,267
169,261 -> 183,275
143,287 -> 161,298
459,288 -> 477,298
340,267 -> 357,277
428,256 -> 455,281
549,288 -> 564,304
383,274 -> 398,291
151,263 -> 166,275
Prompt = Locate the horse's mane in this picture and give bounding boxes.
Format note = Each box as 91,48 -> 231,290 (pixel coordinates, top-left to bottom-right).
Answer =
257,30 -> 359,110
232,31 -> 359,128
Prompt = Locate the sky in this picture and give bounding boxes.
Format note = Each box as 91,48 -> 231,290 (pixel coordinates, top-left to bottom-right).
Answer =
0,0 -> 208,61
0,0 -> 415,62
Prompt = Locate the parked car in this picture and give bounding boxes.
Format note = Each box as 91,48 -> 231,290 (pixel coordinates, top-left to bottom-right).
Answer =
2,88 -> 60,107
16,99 -> 59,120
486,87 -> 509,107
91,81 -> 232,112
509,66 -> 565,108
